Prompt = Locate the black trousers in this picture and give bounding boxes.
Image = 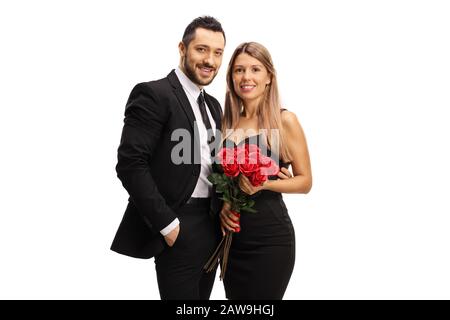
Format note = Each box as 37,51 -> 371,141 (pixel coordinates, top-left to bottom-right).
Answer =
154,200 -> 219,300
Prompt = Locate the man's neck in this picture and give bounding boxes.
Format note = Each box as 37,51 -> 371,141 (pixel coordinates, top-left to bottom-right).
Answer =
178,65 -> 203,90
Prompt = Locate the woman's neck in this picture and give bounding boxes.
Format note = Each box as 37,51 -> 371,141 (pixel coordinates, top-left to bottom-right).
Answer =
241,98 -> 261,119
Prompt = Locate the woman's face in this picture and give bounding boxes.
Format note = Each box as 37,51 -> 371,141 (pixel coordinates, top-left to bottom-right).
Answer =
232,53 -> 271,104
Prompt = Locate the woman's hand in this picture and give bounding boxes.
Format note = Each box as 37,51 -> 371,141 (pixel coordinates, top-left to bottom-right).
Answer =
238,175 -> 265,195
219,202 -> 240,236
277,167 -> 293,179
239,167 -> 293,195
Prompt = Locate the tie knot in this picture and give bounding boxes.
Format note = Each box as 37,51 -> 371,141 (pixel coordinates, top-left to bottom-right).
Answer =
197,91 -> 205,106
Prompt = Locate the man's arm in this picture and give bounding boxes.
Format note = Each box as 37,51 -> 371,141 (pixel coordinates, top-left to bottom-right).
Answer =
116,82 -> 178,232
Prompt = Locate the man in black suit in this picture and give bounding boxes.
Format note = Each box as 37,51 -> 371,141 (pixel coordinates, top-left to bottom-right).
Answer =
111,16 -> 225,300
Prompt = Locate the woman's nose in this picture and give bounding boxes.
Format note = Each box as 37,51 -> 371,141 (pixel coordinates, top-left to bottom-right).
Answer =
242,70 -> 251,80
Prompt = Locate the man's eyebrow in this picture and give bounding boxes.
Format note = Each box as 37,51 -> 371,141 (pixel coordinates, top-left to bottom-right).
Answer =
194,44 -> 224,51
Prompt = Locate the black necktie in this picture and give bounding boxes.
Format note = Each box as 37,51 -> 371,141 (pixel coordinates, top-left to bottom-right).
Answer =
197,92 -> 215,146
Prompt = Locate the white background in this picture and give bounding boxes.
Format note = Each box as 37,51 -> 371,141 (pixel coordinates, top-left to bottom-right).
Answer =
1,0 -> 449,299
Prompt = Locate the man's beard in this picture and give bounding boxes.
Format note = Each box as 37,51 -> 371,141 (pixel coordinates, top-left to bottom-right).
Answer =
183,57 -> 216,86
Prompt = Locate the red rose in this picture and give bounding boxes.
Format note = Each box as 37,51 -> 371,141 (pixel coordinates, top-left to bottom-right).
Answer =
238,148 -> 259,177
223,162 -> 239,177
249,168 -> 267,186
217,147 -> 236,164
235,146 -> 247,164
240,161 -> 259,177
259,154 -> 272,166
217,147 -> 240,177
259,155 -> 280,176
245,144 -> 261,154
247,150 -> 261,165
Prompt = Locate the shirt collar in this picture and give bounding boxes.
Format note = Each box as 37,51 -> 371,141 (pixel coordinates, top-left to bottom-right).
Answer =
175,67 -> 203,100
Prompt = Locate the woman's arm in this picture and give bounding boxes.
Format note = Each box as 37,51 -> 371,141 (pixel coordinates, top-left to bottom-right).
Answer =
264,110 -> 312,194
238,110 -> 312,195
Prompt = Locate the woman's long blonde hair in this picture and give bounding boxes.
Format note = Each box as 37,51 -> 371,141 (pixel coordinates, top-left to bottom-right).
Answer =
222,42 -> 291,162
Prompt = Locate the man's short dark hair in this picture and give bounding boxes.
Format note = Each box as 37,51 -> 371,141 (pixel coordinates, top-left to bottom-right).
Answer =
182,16 -> 226,48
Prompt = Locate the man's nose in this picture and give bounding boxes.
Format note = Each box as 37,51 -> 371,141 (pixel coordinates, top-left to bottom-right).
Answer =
203,52 -> 214,66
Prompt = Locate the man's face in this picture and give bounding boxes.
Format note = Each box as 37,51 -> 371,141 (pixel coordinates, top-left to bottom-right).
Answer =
179,28 -> 225,87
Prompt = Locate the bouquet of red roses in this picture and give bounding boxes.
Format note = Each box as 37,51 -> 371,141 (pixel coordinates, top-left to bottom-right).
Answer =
203,143 -> 279,279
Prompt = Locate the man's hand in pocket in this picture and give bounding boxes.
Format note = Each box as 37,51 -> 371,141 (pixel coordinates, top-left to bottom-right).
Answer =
164,225 -> 180,247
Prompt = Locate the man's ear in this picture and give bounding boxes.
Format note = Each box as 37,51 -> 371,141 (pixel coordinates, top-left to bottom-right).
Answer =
178,41 -> 186,57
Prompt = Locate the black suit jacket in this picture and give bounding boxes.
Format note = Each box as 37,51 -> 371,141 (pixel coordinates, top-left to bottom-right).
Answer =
111,70 -> 223,259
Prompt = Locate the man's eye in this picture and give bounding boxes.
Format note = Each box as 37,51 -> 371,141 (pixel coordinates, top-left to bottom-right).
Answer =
215,52 -> 223,57
197,48 -> 206,52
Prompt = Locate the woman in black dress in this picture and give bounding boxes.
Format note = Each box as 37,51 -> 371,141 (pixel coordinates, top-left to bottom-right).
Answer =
219,42 -> 312,299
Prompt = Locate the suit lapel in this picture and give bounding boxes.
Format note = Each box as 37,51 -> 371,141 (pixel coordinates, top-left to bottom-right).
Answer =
167,70 -> 222,132
167,70 -> 195,132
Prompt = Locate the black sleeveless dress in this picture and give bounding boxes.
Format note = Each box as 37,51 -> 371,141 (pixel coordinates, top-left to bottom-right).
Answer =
221,133 -> 296,300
